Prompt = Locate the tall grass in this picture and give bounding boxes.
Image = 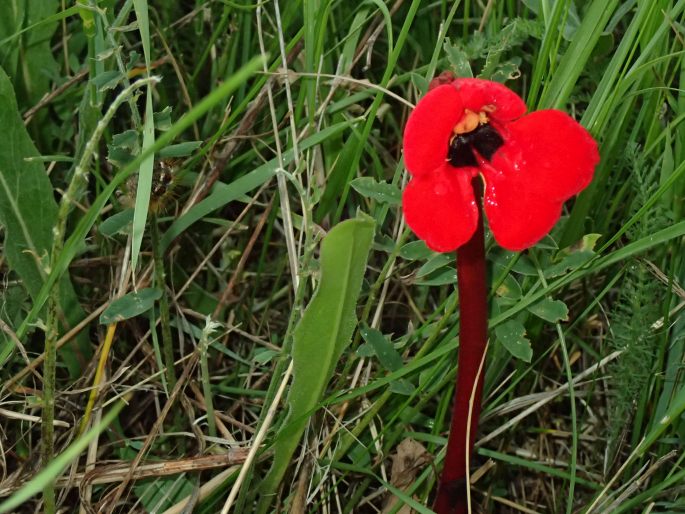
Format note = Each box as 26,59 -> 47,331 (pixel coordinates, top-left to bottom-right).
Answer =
0,1 -> 683,513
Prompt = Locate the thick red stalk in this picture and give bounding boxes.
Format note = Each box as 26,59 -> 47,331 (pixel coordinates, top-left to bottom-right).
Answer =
434,178 -> 488,514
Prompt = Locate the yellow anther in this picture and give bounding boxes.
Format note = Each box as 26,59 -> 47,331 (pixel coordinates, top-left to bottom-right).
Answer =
453,110 -> 481,135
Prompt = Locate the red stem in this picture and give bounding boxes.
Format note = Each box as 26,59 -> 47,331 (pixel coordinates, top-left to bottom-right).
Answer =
434,178 -> 488,514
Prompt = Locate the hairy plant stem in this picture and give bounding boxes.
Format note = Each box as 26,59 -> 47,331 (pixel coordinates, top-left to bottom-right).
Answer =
434,178 -> 488,514
151,214 -> 177,392
40,78 -> 157,513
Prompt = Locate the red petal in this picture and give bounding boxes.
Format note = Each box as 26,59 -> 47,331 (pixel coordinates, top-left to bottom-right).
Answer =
403,85 -> 463,176
491,110 -> 599,202
482,162 -> 563,251
453,78 -> 527,122
402,165 -> 479,252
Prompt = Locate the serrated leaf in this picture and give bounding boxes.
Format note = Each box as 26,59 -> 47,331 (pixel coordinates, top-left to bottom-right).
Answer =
112,129 -> 140,149
444,38 -> 473,77
95,46 -> 119,61
154,106 -> 173,131
260,215 -> 375,501
91,70 -> 124,91
495,319 -> 532,362
99,288 -> 162,324
350,177 -> 401,205
108,130 -> 140,168
528,298 -> 569,323
360,323 -> 403,372
489,60 -> 521,83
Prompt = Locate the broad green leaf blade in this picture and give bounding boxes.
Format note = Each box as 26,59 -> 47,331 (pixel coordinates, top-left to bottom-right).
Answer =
99,288 -> 162,324
528,298 -> 569,323
0,70 -> 55,297
259,215 -> 375,500
0,68 -> 89,375
495,319 -> 532,362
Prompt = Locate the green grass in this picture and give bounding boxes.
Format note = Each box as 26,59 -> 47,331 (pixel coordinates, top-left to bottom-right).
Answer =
0,1 -> 684,513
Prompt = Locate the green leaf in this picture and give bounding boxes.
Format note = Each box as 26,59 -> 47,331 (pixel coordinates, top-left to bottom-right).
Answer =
130,0 -> 156,274
416,253 -> 452,278
108,130 -> 141,168
0,67 -> 89,375
340,8 -> 369,74
0,0 -> 60,105
444,38 -> 473,77
91,70 -> 124,92
495,319 -> 532,362
414,267 -> 457,286
76,0 -> 96,37
495,273 -> 522,302
544,249 -> 595,278
359,323 -> 403,372
410,72 -> 430,95
399,240 -> 433,261
112,129 -> 140,150
489,59 -> 521,83
99,209 -> 134,237
260,215 -> 375,499
528,298 -> 569,323
389,379 -> 416,396
158,141 -> 202,158
99,288 -> 162,324
153,106 -> 173,130
350,177 -> 401,205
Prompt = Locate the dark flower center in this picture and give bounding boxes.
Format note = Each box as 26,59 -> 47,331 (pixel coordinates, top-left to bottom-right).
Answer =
447,123 -> 504,167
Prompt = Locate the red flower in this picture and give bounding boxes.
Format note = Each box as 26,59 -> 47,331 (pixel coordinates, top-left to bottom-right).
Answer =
402,75 -> 599,252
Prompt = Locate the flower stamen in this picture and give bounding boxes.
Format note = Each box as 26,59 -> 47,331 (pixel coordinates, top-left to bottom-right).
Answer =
447,110 -> 504,168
